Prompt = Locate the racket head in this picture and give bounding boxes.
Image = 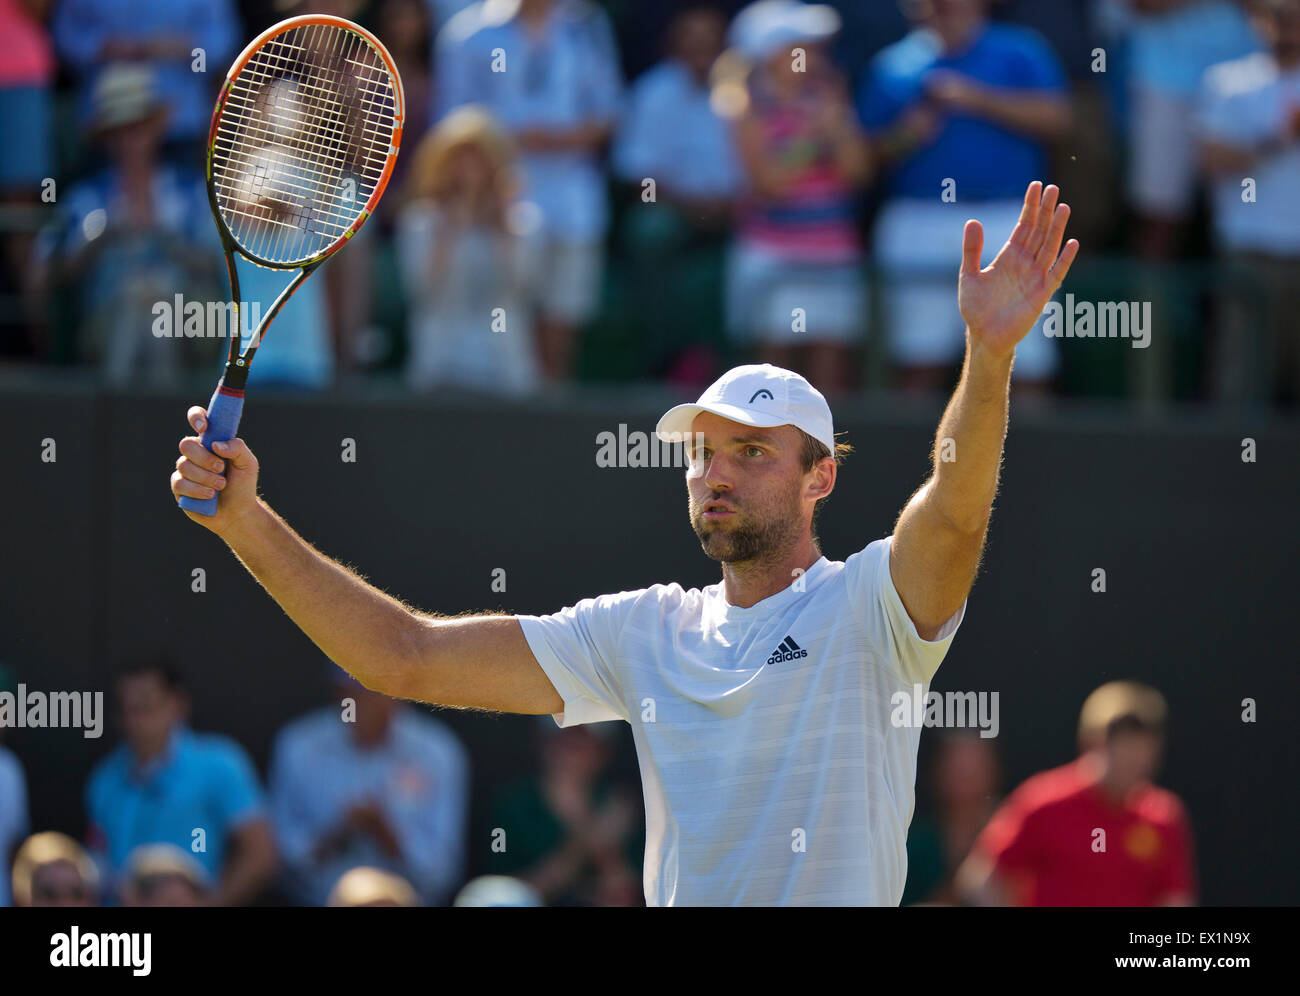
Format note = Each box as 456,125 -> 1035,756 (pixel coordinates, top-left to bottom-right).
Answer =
205,14 -> 405,271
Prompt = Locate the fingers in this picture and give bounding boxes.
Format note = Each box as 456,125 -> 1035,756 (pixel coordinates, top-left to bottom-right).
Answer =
1010,181 -> 1043,246
188,406 -> 208,434
1049,238 -> 1081,290
211,436 -> 254,469
1024,184 -> 1059,256
171,469 -> 220,502
960,219 -> 984,277
179,436 -> 225,475
1036,202 -> 1072,267
175,451 -> 226,491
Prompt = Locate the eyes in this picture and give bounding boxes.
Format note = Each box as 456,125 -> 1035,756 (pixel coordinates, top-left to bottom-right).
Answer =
690,445 -> 766,462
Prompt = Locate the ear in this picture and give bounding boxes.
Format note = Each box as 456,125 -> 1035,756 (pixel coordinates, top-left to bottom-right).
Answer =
808,456 -> 836,502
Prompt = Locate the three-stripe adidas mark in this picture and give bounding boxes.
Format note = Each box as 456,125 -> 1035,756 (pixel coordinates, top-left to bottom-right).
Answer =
766,635 -> 808,665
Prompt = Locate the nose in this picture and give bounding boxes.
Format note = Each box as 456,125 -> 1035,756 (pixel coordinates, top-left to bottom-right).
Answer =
692,450 -> 733,491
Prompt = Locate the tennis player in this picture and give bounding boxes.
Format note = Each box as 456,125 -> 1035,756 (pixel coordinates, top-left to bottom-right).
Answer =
171,180 -> 1077,906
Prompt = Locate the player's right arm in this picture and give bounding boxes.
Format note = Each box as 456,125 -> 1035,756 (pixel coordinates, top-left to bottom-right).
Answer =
170,406 -> 564,715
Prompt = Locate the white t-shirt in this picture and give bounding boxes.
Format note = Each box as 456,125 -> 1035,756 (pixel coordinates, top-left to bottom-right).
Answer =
1199,52 -> 1300,254
517,536 -> 964,906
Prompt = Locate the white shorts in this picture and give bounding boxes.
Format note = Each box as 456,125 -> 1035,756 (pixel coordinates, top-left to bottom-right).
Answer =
725,241 -> 867,346
872,198 -> 1059,379
1127,85 -> 1199,219
536,240 -> 603,325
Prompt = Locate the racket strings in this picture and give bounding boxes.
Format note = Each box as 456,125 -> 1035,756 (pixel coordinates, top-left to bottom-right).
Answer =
212,21 -> 398,265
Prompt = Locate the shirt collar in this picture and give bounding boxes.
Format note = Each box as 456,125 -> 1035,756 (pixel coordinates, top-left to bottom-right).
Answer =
713,556 -> 831,619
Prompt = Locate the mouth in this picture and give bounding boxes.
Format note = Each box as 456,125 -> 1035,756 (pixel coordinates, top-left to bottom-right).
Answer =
701,500 -> 736,520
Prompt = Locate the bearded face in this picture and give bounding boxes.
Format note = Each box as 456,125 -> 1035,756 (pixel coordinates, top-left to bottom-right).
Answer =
685,418 -> 815,566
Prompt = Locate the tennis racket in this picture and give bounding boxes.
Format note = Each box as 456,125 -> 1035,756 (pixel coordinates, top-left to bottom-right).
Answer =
178,13 -> 404,516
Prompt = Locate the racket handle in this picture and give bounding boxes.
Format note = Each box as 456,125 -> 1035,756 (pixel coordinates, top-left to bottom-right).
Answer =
178,384 -> 245,518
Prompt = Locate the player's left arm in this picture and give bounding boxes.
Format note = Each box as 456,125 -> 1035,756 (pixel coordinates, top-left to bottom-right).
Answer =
890,181 -> 1078,638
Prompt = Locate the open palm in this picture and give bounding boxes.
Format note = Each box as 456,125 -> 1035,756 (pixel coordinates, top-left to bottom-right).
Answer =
958,182 -> 1079,358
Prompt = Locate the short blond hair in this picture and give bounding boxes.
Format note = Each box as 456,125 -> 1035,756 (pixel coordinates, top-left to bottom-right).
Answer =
1078,681 -> 1167,750
11,832 -> 99,906
327,866 -> 418,907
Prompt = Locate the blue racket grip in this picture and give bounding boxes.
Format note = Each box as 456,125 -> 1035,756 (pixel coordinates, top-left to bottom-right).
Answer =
178,384 -> 245,517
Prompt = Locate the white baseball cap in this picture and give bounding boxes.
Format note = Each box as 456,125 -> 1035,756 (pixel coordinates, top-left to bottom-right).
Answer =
655,364 -> 835,454
728,0 -> 841,61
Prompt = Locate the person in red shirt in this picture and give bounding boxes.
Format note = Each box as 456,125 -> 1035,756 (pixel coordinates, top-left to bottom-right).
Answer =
956,681 -> 1196,906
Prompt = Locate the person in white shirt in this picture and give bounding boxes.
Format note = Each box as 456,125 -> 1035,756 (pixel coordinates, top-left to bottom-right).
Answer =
1198,0 -> 1300,403
169,180 -> 1079,905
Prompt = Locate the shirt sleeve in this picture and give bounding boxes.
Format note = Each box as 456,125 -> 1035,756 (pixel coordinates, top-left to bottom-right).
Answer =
0,750 -> 29,858
610,75 -> 656,182
391,726 -> 471,903
857,64 -> 907,132
266,728 -> 317,868
844,536 -> 965,685
972,786 -> 1041,904
576,7 -> 624,124
515,589 -> 648,727
1007,30 -> 1068,92
209,740 -> 266,832
1155,798 -> 1197,902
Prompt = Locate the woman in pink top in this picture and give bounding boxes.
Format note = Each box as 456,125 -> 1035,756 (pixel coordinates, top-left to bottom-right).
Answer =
726,17 -> 872,394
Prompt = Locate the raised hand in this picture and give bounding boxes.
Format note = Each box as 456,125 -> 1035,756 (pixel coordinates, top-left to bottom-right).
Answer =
958,181 -> 1079,358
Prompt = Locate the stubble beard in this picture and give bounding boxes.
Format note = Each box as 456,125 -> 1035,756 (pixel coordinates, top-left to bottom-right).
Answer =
691,489 -> 804,566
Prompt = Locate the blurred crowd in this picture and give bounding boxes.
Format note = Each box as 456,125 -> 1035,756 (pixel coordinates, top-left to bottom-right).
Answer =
0,655 -> 1194,906
0,659 -> 645,907
1,0 -> 1298,405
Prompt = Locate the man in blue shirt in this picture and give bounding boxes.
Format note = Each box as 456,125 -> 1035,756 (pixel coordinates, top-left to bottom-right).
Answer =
52,0 -> 240,163
85,662 -> 276,905
858,0 -> 1070,394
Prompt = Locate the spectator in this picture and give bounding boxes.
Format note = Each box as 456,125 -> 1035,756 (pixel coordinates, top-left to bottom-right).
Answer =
30,63 -> 221,384
11,832 -> 99,907
453,874 -> 543,906
327,866 -> 418,906
614,5 -> 741,222
996,0 -> 1121,248
120,843 -> 210,906
859,0 -> 1070,395
902,730 -> 1000,905
269,667 -> 471,907
613,4 -> 741,385
0,663 -> 29,906
1118,0 -> 1261,259
724,0 -> 872,395
0,0 -> 55,360
51,0 -> 239,165
435,0 -> 624,382
957,681 -> 1196,906
395,105 -> 544,395
488,720 -> 642,907
276,0 -> 377,379
85,661 -> 277,906
1198,0 -> 1300,404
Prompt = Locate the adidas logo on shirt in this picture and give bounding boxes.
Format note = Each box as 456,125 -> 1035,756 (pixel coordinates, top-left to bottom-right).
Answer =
766,635 -> 808,665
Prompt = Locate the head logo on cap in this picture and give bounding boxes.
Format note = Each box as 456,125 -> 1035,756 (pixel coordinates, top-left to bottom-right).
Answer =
749,389 -> 775,403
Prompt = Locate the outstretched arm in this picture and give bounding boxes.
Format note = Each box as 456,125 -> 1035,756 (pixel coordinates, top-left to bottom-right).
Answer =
170,408 -> 563,713
890,181 -> 1078,638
